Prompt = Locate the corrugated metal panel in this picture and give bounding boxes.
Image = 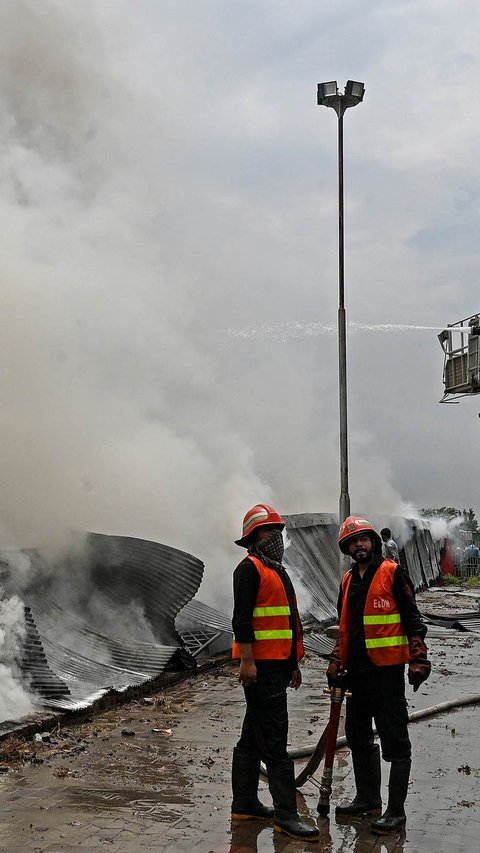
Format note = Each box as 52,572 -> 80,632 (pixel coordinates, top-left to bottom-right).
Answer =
376,516 -> 440,588
411,525 -> 436,585
401,535 -> 425,588
22,596 -> 179,705
423,611 -> 480,633
177,599 -> 233,634
303,632 -> 336,658
22,607 -> 71,701
283,513 -> 341,625
420,528 -> 441,583
449,619 -> 480,632
176,599 -> 233,658
84,533 -> 204,646
1,532 -> 204,712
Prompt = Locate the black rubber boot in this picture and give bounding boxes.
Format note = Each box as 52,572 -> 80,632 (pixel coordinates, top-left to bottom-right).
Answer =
267,758 -> 320,842
335,745 -> 382,818
370,757 -> 411,834
231,747 -> 274,821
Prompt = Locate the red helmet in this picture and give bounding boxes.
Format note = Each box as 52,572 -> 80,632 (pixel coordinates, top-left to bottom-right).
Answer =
339,515 -> 382,555
235,504 -> 285,547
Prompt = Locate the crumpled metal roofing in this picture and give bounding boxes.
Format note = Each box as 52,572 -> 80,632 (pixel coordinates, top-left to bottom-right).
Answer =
303,632 -> 336,658
2,532 -> 204,711
1,516 -> 441,718
22,607 -> 71,702
422,610 -> 480,633
177,598 -> 233,634
283,513 -> 341,625
399,520 -> 439,589
176,598 -> 233,658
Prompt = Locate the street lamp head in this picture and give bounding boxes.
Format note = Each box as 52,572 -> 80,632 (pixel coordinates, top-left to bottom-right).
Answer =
317,80 -> 365,116
345,80 -> 365,101
317,81 -> 338,104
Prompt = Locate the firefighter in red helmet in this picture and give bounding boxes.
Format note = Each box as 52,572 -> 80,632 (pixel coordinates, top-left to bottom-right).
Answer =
327,516 -> 431,834
231,504 -> 319,842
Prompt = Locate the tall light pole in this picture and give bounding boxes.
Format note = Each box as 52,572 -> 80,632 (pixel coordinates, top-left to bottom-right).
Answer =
317,80 -> 365,525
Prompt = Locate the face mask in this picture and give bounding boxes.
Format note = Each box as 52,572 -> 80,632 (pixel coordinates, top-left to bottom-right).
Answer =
257,529 -> 284,564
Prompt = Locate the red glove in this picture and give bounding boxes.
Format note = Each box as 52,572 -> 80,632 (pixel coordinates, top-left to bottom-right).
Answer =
326,640 -> 341,687
408,636 -> 431,692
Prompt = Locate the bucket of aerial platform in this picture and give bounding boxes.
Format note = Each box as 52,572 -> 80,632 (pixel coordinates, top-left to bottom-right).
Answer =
438,313 -> 480,402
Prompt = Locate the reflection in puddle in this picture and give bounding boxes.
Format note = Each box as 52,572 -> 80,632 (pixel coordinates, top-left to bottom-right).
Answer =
228,819 -> 334,853
66,783 -> 192,822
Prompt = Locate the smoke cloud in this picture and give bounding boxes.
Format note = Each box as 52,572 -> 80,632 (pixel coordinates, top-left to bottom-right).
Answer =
0,591 -> 34,720
0,2 -> 275,610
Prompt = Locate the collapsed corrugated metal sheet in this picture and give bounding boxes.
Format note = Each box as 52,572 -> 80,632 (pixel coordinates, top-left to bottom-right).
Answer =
418,527 -> 440,585
398,520 -> 439,589
423,610 -> 480,633
22,607 -> 71,702
1,532 -> 204,711
177,599 -> 233,634
427,587 -> 480,600
176,599 -> 233,658
23,596 -> 181,709
1,516 -> 441,718
303,632 -> 336,657
283,513 -> 341,624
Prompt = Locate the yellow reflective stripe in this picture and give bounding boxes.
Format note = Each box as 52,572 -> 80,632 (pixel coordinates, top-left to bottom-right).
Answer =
365,635 -> 408,649
253,606 -> 291,617
364,613 -> 402,625
254,630 -> 293,640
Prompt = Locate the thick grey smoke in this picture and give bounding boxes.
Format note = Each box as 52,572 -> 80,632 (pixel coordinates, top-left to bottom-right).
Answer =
0,590 -> 34,720
0,2 -> 275,605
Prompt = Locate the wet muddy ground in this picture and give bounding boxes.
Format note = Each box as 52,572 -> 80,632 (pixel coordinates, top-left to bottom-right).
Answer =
0,587 -> 479,852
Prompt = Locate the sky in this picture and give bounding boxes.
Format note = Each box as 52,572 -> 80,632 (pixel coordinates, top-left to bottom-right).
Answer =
0,0 -> 479,606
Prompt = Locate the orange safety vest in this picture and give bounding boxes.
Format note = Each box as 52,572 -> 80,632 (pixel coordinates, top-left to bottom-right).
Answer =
338,559 -> 409,668
232,555 -> 304,662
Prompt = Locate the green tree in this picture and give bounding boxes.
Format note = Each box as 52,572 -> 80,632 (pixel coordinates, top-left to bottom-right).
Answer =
419,507 -> 462,520
462,508 -> 479,534
419,506 -> 478,533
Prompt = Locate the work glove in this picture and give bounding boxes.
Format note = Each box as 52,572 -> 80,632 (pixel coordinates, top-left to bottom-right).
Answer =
407,636 -> 431,692
326,640 -> 343,688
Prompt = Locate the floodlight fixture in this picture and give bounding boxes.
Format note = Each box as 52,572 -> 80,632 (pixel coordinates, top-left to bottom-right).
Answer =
345,80 -> 365,100
317,79 -> 365,116
317,81 -> 338,103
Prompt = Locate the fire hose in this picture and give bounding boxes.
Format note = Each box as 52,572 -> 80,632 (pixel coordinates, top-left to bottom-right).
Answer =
315,676 -> 351,815
260,693 -> 480,794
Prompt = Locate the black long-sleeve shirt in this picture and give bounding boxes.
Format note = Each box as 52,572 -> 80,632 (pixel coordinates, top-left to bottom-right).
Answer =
337,554 -> 427,674
232,557 -> 300,668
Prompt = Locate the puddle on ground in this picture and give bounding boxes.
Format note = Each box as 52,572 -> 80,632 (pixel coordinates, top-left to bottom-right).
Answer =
65,784 -> 190,821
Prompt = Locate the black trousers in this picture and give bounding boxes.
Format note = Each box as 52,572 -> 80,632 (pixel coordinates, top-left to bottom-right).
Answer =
236,661 -> 292,763
345,666 -> 411,763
